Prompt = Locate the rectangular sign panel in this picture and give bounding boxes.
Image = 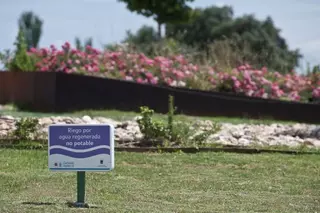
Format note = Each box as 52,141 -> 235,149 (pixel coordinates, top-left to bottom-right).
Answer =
48,124 -> 114,171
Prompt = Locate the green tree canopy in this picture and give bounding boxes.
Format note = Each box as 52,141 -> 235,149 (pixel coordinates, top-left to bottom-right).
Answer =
124,25 -> 158,45
118,0 -> 194,38
18,11 -> 43,49
166,6 -> 234,46
165,5 -> 302,72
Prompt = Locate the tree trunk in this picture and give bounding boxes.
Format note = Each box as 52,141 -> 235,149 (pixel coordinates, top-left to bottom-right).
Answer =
157,22 -> 162,40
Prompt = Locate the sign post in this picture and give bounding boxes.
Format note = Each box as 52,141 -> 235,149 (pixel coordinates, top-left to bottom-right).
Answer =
77,171 -> 86,206
48,124 -> 114,208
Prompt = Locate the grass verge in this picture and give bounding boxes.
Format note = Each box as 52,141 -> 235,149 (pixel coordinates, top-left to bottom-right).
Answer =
0,149 -> 320,212
0,106 -> 298,125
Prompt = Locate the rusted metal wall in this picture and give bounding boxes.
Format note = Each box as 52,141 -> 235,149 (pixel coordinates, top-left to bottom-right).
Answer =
0,71 -> 319,123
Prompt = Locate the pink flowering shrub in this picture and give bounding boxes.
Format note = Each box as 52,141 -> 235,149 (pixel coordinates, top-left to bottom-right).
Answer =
208,64 -> 315,101
16,42 -> 320,102
28,42 -> 197,87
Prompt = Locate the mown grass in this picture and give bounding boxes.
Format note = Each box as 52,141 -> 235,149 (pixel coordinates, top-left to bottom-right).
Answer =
0,105 -> 297,125
0,149 -> 320,212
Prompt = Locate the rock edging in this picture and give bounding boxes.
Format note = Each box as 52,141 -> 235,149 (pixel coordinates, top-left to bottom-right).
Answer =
0,115 -> 319,148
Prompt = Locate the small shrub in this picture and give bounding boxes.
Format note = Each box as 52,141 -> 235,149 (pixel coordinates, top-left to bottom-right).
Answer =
137,106 -> 168,142
192,123 -> 222,146
12,117 -> 39,141
170,121 -> 193,144
137,95 -> 222,147
7,28 -> 36,72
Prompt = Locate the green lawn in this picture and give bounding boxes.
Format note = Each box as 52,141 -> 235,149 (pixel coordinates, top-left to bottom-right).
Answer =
0,106 -> 297,125
1,149 -> 320,212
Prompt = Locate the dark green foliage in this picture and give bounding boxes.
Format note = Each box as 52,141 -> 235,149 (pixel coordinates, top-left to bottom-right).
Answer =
123,27 -> 196,58
166,6 -> 234,47
137,106 -> 169,141
18,11 -> 43,49
75,37 -> 93,52
311,64 -> 320,74
125,25 -> 159,45
118,0 -> 194,38
166,5 -> 302,73
12,117 -> 39,141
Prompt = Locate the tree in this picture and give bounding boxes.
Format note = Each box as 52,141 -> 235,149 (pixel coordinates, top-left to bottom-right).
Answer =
123,25 -> 160,56
124,25 -> 158,45
118,0 -> 194,38
166,5 -> 302,72
166,6 -> 234,48
18,11 -> 43,49
74,37 -> 93,52
8,28 -> 35,71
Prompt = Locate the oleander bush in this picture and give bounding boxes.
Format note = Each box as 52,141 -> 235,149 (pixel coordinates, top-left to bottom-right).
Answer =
1,41 -> 320,102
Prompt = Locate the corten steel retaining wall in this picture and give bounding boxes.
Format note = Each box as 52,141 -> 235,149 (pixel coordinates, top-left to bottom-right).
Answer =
0,71 -> 320,123
0,72 -> 56,111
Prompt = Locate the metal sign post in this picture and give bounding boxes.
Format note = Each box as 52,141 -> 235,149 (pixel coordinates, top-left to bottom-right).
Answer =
76,171 -> 86,207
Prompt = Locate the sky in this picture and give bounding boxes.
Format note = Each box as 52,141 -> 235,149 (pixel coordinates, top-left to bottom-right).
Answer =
1,0 -> 320,72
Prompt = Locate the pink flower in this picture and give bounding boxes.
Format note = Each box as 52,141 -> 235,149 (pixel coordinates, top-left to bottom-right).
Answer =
312,87 -> 320,98
125,76 -> 134,81
150,78 -> 158,84
93,66 -> 99,72
238,65 -> 246,71
29,47 -> 37,53
176,71 -> 185,79
243,71 -> 251,81
234,80 -> 241,88
40,66 -> 48,72
50,45 -> 56,50
145,58 -> 154,65
136,77 -> 143,83
261,67 -> 268,73
41,48 -> 49,56
62,42 -> 71,50
145,72 -> 153,79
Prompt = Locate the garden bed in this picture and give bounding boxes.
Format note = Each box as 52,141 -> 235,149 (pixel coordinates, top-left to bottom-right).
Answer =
1,114 -> 319,152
